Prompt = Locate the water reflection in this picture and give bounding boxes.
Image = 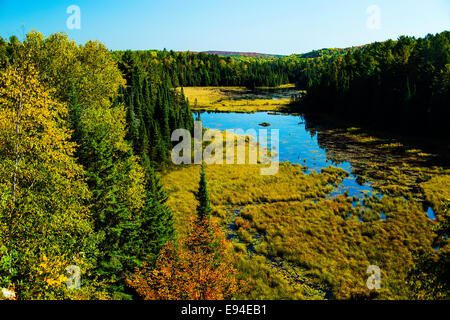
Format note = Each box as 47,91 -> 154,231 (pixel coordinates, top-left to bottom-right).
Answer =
427,207 -> 437,220
198,111 -> 373,198
198,111 -> 448,210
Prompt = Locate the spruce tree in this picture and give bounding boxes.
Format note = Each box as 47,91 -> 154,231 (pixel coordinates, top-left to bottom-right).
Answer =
132,157 -> 174,265
138,185 -> 174,265
196,163 -> 212,221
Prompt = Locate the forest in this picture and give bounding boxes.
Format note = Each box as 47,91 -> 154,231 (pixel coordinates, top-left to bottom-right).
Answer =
293,32 -> 450,138
0,30 -> 449,300
0,32 -> 200,299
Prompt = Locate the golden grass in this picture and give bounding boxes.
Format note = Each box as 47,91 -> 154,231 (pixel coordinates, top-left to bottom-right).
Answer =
162,163 -> 345,234
161,162 -> 350,299
161,161 -> 437,299
239,197 -> 434,299
179,86 -> 293,113
421,175 -> 450,215
256,84 -> 297,90
160,126 -> 449,299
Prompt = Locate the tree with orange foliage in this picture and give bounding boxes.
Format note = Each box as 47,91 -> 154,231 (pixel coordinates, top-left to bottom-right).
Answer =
128,216 -> 244,300
127,164 -> 245,300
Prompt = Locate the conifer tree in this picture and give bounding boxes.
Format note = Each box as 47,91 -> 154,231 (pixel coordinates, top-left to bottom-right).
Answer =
196,163 -> 212,221
136,180 -> 174,265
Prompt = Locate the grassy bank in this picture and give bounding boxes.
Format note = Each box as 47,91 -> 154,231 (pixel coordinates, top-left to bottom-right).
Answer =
179,86 -> 297,113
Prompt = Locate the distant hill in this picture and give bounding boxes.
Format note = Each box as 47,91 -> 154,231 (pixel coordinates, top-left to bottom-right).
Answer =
178,46 -> 367,60
201,51 -> 284,59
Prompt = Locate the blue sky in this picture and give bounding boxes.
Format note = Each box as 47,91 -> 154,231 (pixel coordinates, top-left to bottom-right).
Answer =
0,0 -> 449,55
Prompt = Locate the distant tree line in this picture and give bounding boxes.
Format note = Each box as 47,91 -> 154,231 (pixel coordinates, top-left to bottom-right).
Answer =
112,47 -> 368,91
113,50 -> 290,89
293,32 -> 450,137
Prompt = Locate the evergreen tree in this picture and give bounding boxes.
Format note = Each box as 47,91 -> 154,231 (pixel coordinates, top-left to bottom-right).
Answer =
195,163 -> 212,221
116,51 -> 194,167
137,181 -> 174,265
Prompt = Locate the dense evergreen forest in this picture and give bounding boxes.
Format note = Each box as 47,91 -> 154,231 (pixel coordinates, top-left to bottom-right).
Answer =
293,32 -> 450,138
113,51 -> 194,166
113,49 -> 291,89
117,47 -> 362,90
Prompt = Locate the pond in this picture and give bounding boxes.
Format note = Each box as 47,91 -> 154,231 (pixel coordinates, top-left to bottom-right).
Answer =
197,110 -> 449,222
187,110 -> 448,299
198,111 -> 373,198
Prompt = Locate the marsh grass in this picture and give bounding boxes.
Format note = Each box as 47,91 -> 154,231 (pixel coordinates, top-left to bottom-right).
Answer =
161,125 -> 449,300
240,196 -> 435,299
312,126 -> 450,202
421,175 -> 450,216
180,86 -> 293,112
162,162 -> 351,299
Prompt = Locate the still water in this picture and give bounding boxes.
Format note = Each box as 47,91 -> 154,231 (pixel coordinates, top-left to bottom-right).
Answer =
198,111 -> 373,198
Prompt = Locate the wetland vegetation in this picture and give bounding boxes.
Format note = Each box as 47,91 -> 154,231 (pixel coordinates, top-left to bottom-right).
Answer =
179,85 -> 300,113
162,110 -> 449,300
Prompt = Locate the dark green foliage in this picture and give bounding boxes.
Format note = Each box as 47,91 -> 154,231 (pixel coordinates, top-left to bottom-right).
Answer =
138,180 -> 175,265
110,44 -> 360,93
146,164 -> 169,205
196,163 -> 212,220
75,114 -> 137,295
113,50 -> 292,89
116,51 -> 194,167
295,32 -> 450,138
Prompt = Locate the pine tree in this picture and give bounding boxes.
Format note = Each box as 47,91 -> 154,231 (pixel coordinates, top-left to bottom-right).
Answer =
195,163 -> 212,221
77,104 -> 148,298
137,181 -> 174,265
147,165 -> 169,204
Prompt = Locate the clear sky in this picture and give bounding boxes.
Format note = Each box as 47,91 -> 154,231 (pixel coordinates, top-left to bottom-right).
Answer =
0,0 -> 449,55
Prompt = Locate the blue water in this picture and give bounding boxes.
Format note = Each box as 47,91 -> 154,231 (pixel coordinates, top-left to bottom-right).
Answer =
198,111 -> 373,198
427,207 -> 437,220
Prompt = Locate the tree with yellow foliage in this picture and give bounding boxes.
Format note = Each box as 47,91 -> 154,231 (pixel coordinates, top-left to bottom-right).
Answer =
0,57 -> 94,299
